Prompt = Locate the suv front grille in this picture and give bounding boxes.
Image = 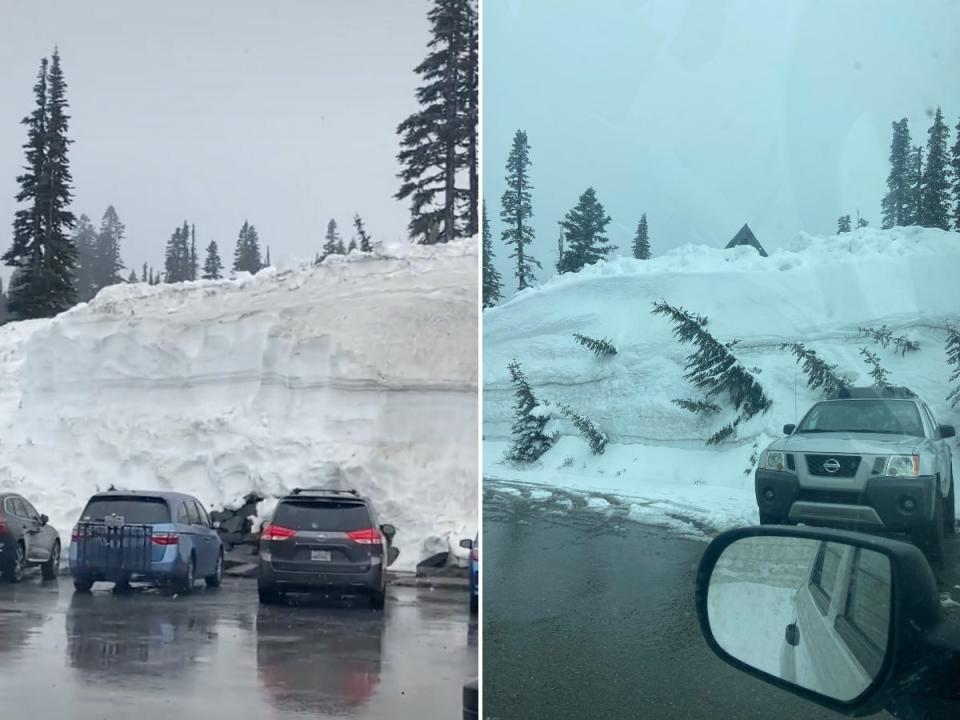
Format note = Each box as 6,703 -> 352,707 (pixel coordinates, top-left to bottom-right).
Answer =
805,454 -> 861,477
797,489 -> 864,505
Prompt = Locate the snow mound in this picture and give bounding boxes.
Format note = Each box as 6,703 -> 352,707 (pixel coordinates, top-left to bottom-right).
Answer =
0,240 -> 478,570
483,227 -> 960,533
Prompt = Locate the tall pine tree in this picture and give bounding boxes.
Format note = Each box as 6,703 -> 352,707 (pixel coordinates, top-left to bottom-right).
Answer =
632,213 -> 651,259
881,118 -> 913,228
232,221 -> 262,273
202,241 -> 223,280
481,201 -> 502,308
322,219 -> 341,259
500,129 -> 539,290
395,0 -> 477,243
353,214 -> 373,252
919,107 -> 951,229
557,187 -> 615,274
909,146 -> 924,224
952,116 -> 960,230
189,225 -> 198,281
94,205 -> 125,293
71,213 -> 98,302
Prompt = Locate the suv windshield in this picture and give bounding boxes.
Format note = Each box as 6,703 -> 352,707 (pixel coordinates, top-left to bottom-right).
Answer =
80,496 -> 171,524
796,399 -> 924,437
273,500 -> 371,531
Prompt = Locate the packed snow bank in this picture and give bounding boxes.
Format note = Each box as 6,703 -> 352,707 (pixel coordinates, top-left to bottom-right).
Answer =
484,227 -> 960,534
0,241 -> 478,570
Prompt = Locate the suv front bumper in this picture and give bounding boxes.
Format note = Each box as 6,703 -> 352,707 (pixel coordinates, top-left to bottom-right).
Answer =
755,469 -> 937,532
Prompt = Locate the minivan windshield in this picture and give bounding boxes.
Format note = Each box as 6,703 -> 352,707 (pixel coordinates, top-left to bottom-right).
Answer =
80,496 -> 171,524
273,500 -> 371,531
795,399 -> 924,437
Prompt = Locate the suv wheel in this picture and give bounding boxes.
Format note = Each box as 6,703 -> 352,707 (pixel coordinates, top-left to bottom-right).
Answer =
911,492 -> 944,564
73,576 -> 94,593
258,583 -> 282,605
174,555 -> 196,595
3,542 -> 25,583
206,551 -> 224,588
945,478 -> 956,535
41,542 -> 60,581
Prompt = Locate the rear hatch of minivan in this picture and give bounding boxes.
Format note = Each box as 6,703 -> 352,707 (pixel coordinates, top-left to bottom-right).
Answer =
262,499 -> 381,574
73,495 -> 175,572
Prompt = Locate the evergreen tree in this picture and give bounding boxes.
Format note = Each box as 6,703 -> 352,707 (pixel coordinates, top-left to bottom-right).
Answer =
336,237 -> 347,255
860,347 -> 891,387
322,219 -> 341,259
395,0 -> 477,243
782,343 -> 848,397
463,3 -> 479,237
953,117 -> 960,230
505,359 -> 555,463
0,277 -> 6,325
265,246 -> 271,266
572,333 -> 617,358
4,50 -> 78,319
164,221 -> 191,282
557,188 -> 615,274
481,201 -> 502,308
673,398 -> 721,415
71,214 -> 98,302
353,214 -> 373,252
919,107 -> 951,229
857,215 -> 869,228
141,262 -> 147,282
500,130 -> 539,290
558,403 -> 608,455
232,221 -> 262,273
94,205 -> 125,292
909,146 -> 924,224
556,231 -> 564,273
881,118 -> 913,228
347,238 -> 357,254
148,268 -> 154,285
632,213 -> 651,259
947,326 -> 960,408
126,268 -> 137,283
202,241 -> 223,280
189,225 -> 198,281
837,215 -> 852,233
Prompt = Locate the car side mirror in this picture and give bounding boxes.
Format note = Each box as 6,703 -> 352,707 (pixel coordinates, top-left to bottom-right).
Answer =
695,526 -> 951,716
387,546 -> 400,567
459,538 -> 474,549
212,521 -> 221,530
381,524 -> 396,539
39,514 -> 48,525
783,424 -> 796,435
939,424 -> 956,439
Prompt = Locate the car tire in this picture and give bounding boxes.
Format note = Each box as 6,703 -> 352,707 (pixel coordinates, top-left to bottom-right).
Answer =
912,492 -> 944,564
470,593 -> 478,615
73,577 -> 94,593
2,542 -> 26,583
258,584 -> 282,605
945,477 -> 956,535
40,541 -> 60,581
205,551 -> 224,588
174,555 -> 196,595
369,588 -> 386,610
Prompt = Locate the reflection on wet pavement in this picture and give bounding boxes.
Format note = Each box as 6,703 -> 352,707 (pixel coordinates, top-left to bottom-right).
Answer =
0,577 -> 475,719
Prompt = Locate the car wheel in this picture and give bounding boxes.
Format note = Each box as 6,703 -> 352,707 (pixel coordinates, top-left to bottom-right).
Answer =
369,588 -> 386,610
205,551 -> 224,588
258,583 -> 282,605
73,577 -> 94,593
2,542 -> 26,583
41,541 -> 60,581
174,555 -> 196,595
945,477 -> 956,535
911,492 -> 944,564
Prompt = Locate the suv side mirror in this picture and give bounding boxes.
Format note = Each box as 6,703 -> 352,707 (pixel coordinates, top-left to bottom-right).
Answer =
212,520 -> 221,530
695,526 -> 957,716
39,514 -> 48,526
380,524 -> 396,539
939,424 -> 956,439
783,424 -> 796,435
459,538 -> 474,549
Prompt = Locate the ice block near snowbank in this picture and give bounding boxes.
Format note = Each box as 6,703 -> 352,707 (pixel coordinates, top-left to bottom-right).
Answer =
0,241 -> 479,570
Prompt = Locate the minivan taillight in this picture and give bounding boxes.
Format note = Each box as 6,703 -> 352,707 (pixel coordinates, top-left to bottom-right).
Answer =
346,528 -> 382,545
152,533 -> 179,546
261,523 -> 296,541
70,525 -> 80,542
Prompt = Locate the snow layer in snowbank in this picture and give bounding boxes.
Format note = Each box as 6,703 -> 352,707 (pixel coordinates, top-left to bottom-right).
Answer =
484,227 -> 960,533
0,240 -> 478,570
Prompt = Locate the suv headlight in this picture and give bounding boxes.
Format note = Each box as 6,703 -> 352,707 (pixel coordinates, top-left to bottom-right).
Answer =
880,455 -> 920,477
763,450 -> 786,471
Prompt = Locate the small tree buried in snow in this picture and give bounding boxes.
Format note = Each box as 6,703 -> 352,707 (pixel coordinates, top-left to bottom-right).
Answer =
860,347 -> 891,387
782,343 -> 849,397
505,359 -> 555,463
708,417 -> 742,446
946,326 -> 960,407
673,398 -> 721,415
572,333 -> 617,358
858,325 -> 919,356
652,300 -> 772,421
558,403 -> 608,455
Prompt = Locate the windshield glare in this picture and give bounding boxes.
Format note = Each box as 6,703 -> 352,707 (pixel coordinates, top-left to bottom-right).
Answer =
796,399 -> 924,437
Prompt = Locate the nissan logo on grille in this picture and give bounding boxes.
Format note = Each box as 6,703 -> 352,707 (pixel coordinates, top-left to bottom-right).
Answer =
822,458 -> 841,474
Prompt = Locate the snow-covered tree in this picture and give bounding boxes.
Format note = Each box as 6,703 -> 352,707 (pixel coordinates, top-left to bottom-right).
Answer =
126,268 -> 137,283
233,221 -> 262,274
952,117 -> 960,230
501,130 -> 539,290
860,347 -> 890,387
919,107 -> 951,229
881,118 -> 913,229
559,403 -> 608,455
482,202 -> 502,308
673,398 -> 721,415
837,215 -> 852,233
202,241 -> 223,280
558,188 -> 615,274
909,146 -> 924,224
632,213 -> 651,259
0,277 -> 7,325
858,325 -> 919,355
782,343 -> 848,397
572,333 -> 617,358
164,221 -> 192,282
505,359 -> 555,463
947,326 -> 960,407
321,219 -> 340,260
353,213 -> 373,252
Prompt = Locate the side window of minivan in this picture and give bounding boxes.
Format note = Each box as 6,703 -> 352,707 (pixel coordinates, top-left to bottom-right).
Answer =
185,501 -> 201,526
191,500 -> 209,527
176,502 -> 191,524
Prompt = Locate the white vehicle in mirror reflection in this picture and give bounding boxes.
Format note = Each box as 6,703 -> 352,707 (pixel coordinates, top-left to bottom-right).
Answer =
755,386 -> 956,560
780,541 -> 890,699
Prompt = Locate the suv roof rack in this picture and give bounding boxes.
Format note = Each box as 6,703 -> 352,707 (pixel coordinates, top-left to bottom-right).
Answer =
828,386 -> 916,400
289,487 -> 360,497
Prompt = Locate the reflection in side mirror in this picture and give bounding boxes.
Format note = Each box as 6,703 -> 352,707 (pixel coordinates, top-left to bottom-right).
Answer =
940,424 -> 956,439
783,423 -> 796,435
213,521 -> 221,530
706,535 -> 892,703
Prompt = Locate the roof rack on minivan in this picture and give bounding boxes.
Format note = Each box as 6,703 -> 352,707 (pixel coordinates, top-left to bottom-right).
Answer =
289,487 -> 360,497
829,386 -> 916,400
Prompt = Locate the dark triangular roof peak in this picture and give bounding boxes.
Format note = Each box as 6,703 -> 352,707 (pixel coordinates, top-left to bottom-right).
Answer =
724,223 -> 768,257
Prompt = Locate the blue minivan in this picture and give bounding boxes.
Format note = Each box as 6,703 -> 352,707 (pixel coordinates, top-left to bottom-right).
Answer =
69,490 -> 224,593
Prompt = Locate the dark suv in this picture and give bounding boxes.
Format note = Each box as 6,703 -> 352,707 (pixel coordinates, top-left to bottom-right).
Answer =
257,488 -> 398,607
0,492 -> 61,582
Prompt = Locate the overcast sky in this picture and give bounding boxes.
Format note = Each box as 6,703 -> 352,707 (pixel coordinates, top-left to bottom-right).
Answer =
0,0 -> 430,283
484,0 -> 960,296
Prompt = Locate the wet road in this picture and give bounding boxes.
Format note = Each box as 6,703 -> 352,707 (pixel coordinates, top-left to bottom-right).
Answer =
0,576 -> 476,719
483,483 -> 897,720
